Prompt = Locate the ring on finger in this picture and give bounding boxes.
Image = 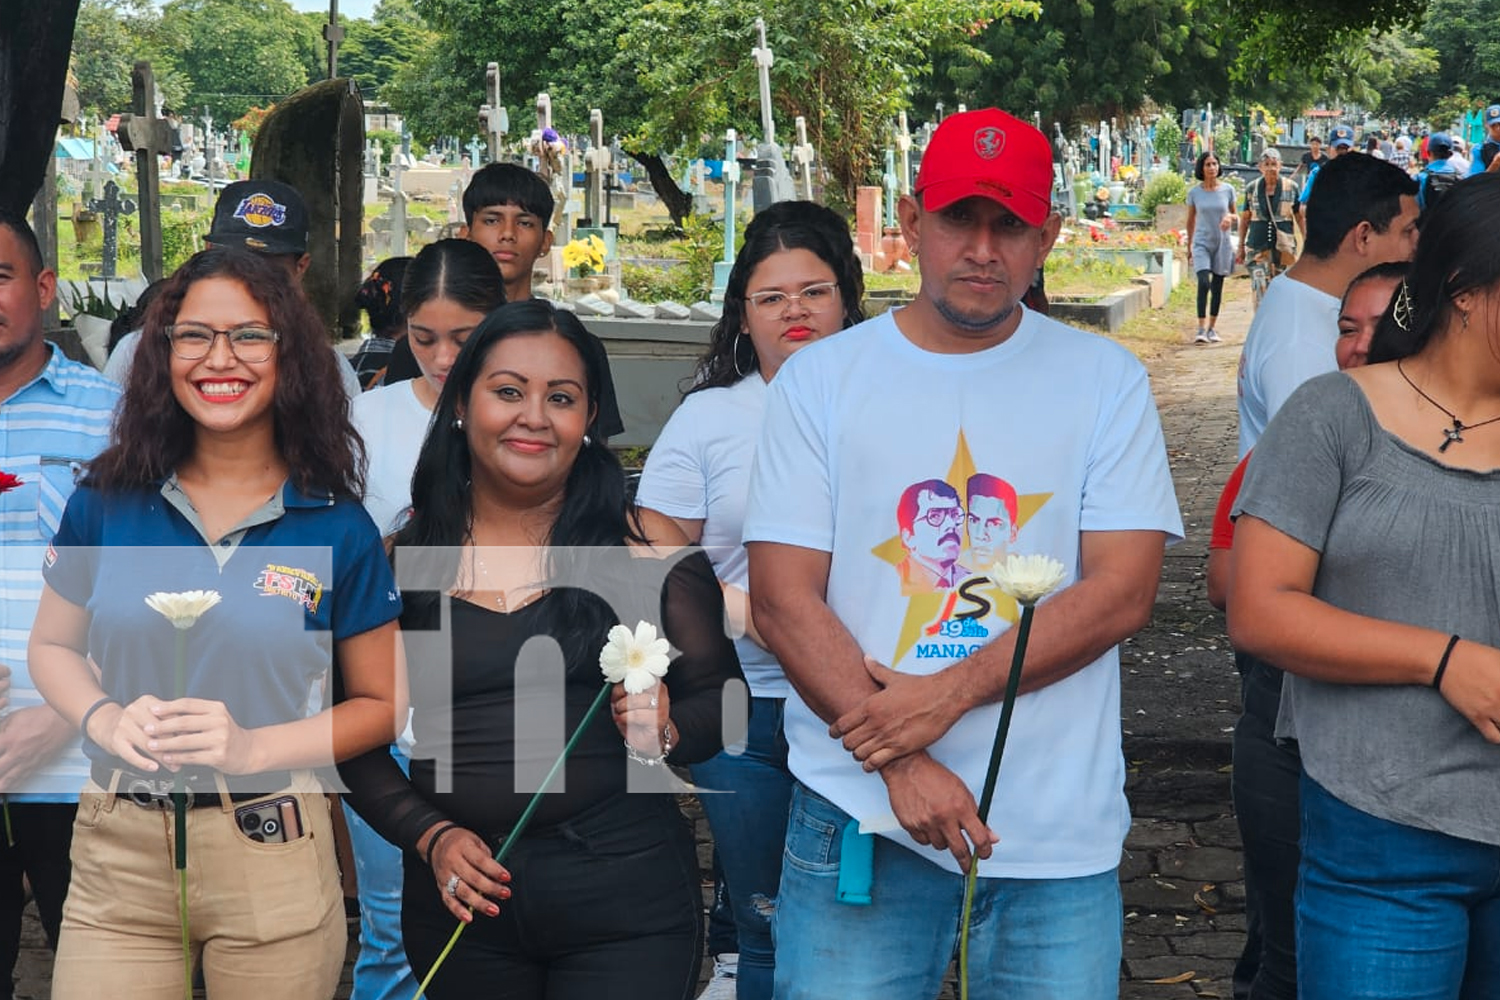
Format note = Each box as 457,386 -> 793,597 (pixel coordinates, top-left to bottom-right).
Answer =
445,874 -> 461,897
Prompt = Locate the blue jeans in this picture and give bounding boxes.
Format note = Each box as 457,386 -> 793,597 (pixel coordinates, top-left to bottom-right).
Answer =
772,783 -> 1121,1000
343,747 -> 419,1000
690,697 -> 794,1000
1297,774 -> 1500,1000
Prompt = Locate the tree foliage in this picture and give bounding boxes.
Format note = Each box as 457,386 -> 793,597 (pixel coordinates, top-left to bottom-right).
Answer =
158,0 -> 316,123
928,0 -> 1224,129
1210,0 -> 1428,82
71,0 -> 187,120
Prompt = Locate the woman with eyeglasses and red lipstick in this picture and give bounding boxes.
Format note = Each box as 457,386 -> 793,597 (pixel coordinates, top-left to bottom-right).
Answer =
636,201 -> 865,1000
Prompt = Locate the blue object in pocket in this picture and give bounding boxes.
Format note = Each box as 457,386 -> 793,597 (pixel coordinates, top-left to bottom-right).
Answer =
835,821 -> 873,906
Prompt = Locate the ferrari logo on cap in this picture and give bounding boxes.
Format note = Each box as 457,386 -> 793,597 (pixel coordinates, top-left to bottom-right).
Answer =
974,127 -> 1005,160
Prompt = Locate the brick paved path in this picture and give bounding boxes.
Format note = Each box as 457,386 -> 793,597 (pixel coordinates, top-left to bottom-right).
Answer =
13,295 -> 1254,999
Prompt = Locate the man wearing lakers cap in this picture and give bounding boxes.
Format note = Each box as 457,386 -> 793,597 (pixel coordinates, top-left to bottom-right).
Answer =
744,108 -> 1181,997
104,181 -> 361,397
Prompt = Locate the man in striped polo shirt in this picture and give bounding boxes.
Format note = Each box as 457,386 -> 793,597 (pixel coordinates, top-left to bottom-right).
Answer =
0,209 -> 117,998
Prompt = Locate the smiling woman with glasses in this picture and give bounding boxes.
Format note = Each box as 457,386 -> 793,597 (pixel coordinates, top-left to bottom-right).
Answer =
28,247 -> 404,998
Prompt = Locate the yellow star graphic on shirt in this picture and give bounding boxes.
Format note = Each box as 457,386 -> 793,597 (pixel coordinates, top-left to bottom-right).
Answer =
870,430 -> 1051,665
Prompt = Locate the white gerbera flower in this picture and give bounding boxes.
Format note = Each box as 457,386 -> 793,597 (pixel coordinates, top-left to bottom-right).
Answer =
599,620 -> 671,694
144,590 -> 223,630
986,554 -> 1067,607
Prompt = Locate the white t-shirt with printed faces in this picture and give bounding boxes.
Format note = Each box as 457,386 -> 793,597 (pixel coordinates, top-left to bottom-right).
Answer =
743,308 -> 1183,878
636,375 -> 788,698
352,380 -> 433,537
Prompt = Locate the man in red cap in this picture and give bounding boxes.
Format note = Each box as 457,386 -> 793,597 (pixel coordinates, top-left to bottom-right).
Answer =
744,108 -> 1181,996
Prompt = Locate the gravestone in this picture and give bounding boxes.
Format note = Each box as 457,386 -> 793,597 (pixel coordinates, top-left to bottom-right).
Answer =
386,136 -> 411,256
323,0 -> 344,78
710,129 -> 741,301
87,181 -> 136,280
478,62 -> 506,164
251,77 -> 365,340
749,18 -> 797,211
581,109 -> 609,228
117,61 -> 173,281
791,116 -> 816,201
895,111 -> 913,196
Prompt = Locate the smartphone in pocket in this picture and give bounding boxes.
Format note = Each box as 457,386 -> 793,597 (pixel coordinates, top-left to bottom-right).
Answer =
234,796 -> 305,844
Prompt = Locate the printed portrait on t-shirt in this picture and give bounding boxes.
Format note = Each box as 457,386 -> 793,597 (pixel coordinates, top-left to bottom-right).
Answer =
870,432 -> 1053,667
962,472 -> 1019,573
894,479 -> 966,594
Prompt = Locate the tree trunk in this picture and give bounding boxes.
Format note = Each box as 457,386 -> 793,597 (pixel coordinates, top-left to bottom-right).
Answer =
627,149 -> 693,228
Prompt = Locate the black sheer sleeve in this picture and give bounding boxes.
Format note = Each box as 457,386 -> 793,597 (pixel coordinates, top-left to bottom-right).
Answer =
338,746 -> 448,855
657,550 -> 744,764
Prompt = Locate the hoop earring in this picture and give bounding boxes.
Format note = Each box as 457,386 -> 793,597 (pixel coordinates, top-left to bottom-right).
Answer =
732,331 -> 753,379
1393,279 -> 1414,332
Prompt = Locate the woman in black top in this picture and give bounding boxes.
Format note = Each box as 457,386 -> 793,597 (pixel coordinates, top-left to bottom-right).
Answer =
341,300 -> 742,1000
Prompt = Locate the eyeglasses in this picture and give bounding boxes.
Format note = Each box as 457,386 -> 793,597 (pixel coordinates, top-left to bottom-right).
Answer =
745,281 -> 840,317
919,506 -> 963,528
165,324 -> 281,363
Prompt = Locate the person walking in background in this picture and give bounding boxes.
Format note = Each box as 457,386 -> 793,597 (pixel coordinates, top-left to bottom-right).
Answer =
1185,151 -> 1236,343
636,200 -> 865,1000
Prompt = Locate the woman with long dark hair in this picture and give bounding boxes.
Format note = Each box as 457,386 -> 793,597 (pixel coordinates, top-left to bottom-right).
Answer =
341,300 -> 742,1000
347,240 -> 506,1000
355,239 -> 505,536
635,200 -> 863,1000
28,247 -> 404,998
1230,173 -> 1500,998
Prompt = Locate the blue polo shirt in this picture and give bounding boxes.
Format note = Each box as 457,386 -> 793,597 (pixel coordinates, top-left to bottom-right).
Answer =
43,478 -> 401,777
1,345 -> 118,800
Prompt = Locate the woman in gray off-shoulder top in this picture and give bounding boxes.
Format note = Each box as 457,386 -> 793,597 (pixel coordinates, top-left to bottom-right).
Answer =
1227,173 -> 1500,1000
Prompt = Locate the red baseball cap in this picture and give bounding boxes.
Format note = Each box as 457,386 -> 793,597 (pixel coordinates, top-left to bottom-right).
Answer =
915,108 -> 1054,226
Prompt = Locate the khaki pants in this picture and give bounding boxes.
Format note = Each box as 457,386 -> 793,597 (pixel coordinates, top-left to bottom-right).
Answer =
51,773 -> 344,1000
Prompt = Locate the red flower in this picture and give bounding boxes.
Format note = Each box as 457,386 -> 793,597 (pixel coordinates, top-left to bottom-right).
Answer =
0,471 -> 22,493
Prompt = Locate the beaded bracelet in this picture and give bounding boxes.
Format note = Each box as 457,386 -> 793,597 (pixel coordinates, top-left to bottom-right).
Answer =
625,722 -> 675,767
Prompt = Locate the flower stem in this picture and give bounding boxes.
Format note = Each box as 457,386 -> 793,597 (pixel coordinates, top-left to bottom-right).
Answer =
172,632 -> 190,998
410,681 -> 614,1000
959,603 -> 1035,1000
976,604 -> 1034,824
178,867 -> 191,1000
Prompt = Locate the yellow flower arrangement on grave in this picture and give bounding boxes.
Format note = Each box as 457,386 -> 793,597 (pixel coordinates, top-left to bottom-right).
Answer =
562,234 -> 607,276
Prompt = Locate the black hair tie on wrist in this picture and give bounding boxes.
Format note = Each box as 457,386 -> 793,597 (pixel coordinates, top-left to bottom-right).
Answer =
1432,635 -> 1461,691
422,822 -> 459,869
79,696 -> 119,743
